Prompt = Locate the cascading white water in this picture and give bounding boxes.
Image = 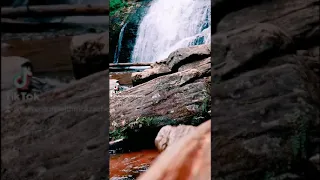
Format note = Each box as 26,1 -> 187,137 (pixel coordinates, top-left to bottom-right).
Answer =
114,22 -> 128,64
131,0 -> 211,63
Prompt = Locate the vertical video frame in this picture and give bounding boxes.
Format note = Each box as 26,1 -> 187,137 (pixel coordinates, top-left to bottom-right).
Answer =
109,0 -> 211,179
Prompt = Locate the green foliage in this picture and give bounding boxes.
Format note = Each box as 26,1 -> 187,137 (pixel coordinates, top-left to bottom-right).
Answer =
201,95 -> 210,115
188,95 -> 211,126
128,116 -> 179,129
109,116 -> 178,140
110,0 -> 127,15
110,126 -> 128,140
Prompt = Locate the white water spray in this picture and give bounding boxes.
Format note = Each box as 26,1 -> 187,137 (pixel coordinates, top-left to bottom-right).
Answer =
131,0 -> 211,63
114,22 -> 128,63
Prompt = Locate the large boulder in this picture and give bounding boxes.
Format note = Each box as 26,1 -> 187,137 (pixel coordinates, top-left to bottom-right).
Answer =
1,70 -> 108,180
131,44 -> 211,86
216,0 -> 319,44
109,44 -> 211,152
138,120 -> 211,180
154,124 -> 196,152
109,45 -> 211,146
70,32 -> 109,79
210,6 -> 320,179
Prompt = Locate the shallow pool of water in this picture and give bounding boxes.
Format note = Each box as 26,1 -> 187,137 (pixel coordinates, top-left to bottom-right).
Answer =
110,149 -> 159,179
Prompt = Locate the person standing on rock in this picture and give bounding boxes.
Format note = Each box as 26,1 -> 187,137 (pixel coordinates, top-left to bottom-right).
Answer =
114,80 -> 120,94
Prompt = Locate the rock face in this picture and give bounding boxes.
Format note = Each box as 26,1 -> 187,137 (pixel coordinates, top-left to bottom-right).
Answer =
155,124 -> 196,152
109,44 -> 211,149
70,32 -> 109,79
211,0 -> 320,179
138,120 -> 211,180
131,44 -> 211,86
1,70 -> 108,180
110,0 -> 150,63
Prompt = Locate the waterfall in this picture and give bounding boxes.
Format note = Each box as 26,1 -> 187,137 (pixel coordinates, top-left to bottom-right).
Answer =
113,22 -> 128,64
131,0 -> 211,63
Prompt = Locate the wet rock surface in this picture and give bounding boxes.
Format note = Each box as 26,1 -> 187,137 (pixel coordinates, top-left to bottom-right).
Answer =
138,120 -> 211,180
211,0 -> 320,179
109,44 -> 211,150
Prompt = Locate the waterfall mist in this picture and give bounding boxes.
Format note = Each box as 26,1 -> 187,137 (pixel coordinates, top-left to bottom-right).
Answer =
131,0 -> 211,63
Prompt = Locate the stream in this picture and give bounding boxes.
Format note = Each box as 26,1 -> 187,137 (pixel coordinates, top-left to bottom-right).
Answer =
109,0 -> 211,178
110,149 -> 160,180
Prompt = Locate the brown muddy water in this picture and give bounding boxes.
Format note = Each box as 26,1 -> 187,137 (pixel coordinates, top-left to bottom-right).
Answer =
110,149 -> 160,180
110,72 -> 133,86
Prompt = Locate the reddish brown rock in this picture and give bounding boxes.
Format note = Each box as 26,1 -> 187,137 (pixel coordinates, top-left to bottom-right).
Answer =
154,124 -> 196,152
131,44 -> 210,86
110,45 -> 211,134
138,120 -> 211,180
